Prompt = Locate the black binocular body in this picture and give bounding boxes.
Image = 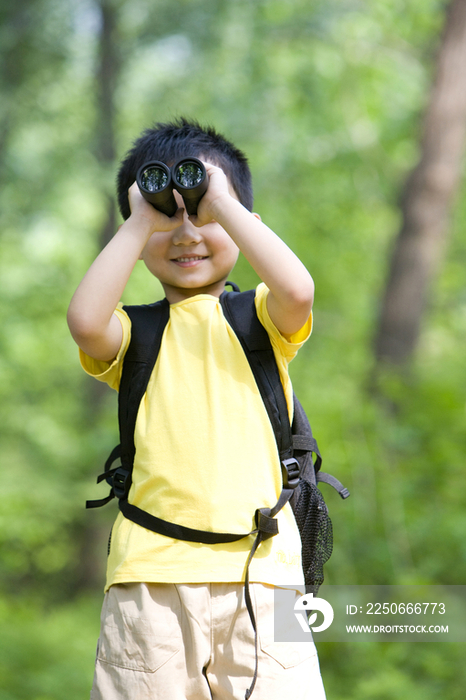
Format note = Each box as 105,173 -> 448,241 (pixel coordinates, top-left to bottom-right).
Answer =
136,157 -> 209,217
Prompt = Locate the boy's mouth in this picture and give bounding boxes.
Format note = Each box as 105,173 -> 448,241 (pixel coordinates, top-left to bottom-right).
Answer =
172,255 -> 208,267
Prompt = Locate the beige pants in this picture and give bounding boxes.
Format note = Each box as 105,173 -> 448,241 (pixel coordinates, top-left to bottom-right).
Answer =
91,582 -> 326,700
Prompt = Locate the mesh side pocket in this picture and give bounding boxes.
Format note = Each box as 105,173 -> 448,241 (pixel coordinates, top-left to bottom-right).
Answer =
292,479 -> 333,594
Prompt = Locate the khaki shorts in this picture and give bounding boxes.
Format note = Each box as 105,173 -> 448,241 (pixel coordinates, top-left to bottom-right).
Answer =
91,582 -> 326,700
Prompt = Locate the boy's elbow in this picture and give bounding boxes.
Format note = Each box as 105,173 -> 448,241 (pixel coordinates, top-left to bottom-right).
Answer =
290,275 -> 314,313
67,304 -> 87,342
268,276 -> 314,337
286,276 -> 314,332
67,305 -> 101,348
67,305 -> 122,361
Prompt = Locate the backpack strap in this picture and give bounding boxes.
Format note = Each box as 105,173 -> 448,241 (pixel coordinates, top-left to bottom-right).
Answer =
219,289 -> 300,488
118,299 -> 170,472
317,472 -> 350,499
87,298 -> 170,509
219,289 -> 292,455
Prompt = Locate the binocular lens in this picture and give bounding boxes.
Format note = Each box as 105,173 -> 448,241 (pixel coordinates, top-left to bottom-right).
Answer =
136,157 -> 208,217
174,162 -> 204,188
139,166 -> 169,192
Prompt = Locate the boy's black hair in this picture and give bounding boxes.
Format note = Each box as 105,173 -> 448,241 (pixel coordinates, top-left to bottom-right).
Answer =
117,117 -> 253,220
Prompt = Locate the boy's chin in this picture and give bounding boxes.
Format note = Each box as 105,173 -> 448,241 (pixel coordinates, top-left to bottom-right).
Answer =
160,277 -> 233,303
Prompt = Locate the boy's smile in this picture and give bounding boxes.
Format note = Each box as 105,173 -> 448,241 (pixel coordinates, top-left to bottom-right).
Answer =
171,254 -> 209,267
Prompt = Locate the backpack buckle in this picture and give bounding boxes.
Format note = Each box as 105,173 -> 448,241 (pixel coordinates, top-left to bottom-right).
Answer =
112,467 -> 131,500
281,457 -> 300,489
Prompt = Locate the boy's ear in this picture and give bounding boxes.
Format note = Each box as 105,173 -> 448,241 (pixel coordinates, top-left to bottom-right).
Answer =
253,212 -> 261,221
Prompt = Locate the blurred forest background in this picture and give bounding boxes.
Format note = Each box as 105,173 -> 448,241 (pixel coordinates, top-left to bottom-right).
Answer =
1,0 -> 466,698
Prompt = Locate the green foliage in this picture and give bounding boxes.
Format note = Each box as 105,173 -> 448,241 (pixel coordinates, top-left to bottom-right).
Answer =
0,595 -> 100,699
321,640 -> 466,700
0,0 -> 465,698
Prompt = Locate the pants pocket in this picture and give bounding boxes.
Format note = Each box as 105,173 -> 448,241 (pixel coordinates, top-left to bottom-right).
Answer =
260,639 -> 318,670
253,583 -> 318,669
97,583 -> 182,672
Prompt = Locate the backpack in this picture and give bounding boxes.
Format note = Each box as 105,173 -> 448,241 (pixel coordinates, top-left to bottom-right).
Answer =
87,284 -> 349,698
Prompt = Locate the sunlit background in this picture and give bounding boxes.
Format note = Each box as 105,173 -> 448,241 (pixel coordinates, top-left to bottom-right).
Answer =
1,1 -> 465,698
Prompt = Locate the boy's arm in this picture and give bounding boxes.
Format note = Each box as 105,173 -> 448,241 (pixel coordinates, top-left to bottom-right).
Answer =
194,163 -> 315,337
67,188 -> 183,361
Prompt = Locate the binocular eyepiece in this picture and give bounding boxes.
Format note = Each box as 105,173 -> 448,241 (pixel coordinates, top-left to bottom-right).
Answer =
136,157 -> 209,217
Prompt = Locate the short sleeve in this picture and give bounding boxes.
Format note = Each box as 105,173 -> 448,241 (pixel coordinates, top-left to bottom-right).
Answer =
79,304 -> 131,391
254,282 -> 312,364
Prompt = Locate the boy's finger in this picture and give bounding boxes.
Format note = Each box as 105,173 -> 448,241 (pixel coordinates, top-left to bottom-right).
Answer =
172,207 -> 185,223
187,213 -> 200,227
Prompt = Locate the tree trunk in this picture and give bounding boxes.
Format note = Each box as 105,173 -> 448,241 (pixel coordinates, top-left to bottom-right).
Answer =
96,0 -> 121,247
70,0 -> 123,595
374,0 -> 466,365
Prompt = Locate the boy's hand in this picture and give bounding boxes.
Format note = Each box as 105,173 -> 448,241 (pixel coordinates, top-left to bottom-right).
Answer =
127,181 -> 185,235
187,162 -> 233,227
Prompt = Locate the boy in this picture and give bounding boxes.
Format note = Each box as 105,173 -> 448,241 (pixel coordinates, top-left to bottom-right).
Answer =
67,118 -> 326,700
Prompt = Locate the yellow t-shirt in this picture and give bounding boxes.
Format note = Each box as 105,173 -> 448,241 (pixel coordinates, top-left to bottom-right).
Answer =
81,283 -> 312,591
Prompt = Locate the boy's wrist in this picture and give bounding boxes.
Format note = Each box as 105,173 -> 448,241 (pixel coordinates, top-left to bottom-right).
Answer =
119,217 -> 153,248
210,193 -> 245,228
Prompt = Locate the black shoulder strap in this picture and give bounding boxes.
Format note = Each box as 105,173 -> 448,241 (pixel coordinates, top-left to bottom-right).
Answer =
86,299 -> 170,509
219,289 -> 293,462
118,299 -> 170,471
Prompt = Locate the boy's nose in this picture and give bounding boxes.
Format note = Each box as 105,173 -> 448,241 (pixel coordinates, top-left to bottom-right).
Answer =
171,216 -> 203,246
170,191 -> 203,245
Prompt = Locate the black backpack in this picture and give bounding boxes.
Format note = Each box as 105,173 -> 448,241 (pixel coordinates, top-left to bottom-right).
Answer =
87,284 -> 349,697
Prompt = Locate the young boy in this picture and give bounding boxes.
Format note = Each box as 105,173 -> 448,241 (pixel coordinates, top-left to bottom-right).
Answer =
67,118 -> 326,700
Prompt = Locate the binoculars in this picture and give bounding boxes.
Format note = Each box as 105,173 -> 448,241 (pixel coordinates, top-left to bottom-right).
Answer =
136,157 -> 209,218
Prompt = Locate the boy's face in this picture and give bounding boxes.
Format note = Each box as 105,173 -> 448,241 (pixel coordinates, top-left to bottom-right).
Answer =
140,190 -> 240,304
